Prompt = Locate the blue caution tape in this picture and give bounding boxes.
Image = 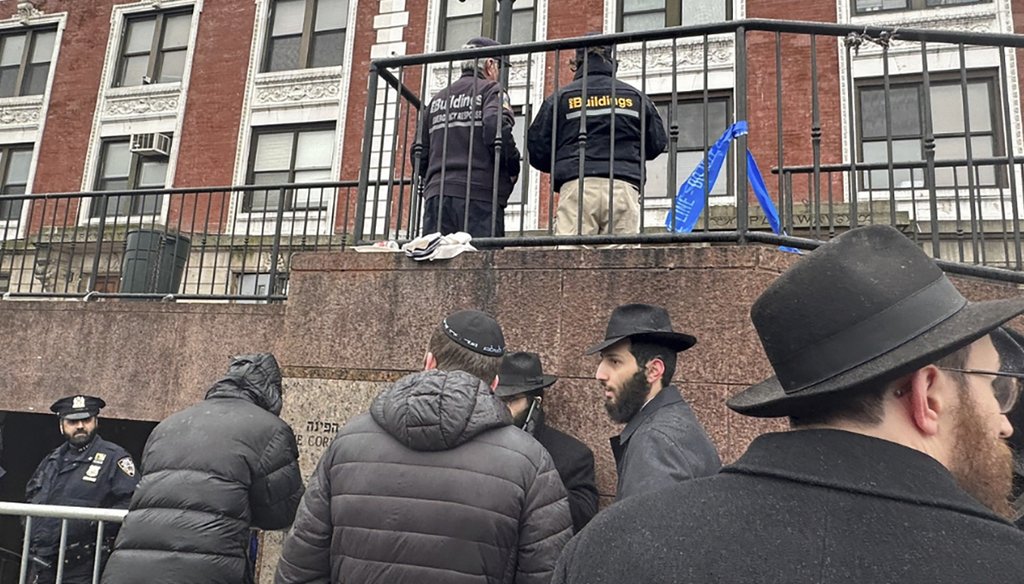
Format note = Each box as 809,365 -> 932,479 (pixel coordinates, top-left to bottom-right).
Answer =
666,120 -> 800,254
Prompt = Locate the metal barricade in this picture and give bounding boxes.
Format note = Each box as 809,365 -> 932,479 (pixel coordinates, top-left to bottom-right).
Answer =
0,501 -> 127,584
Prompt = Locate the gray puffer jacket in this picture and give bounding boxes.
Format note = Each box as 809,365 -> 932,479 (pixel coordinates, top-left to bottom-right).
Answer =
103,354 -> 303,584
274,369 -> 573,584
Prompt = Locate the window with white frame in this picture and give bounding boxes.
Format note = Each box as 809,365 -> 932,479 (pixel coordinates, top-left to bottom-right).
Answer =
438,0 -> 535,52
0,26 -> 56,97
114,8 -> 194,87
618,0 -> 730,32
856,72 -> 1003,190
263,0 -> 348,72
245,124 -> 336,212
92,138 -> 169,217
853,0 -> 991,16
0,145 -> 31,221
645,94 -> 732,199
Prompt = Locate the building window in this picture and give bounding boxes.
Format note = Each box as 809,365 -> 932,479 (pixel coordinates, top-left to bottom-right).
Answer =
92,139 -> 169,217
0,27 -> 56,97
0,145 -> 32,221
114,9 -> 193,87
856,73 -> 1003,190
263,0 -> 348,72
245,125 -> 336,212
645,94 -> 732,199
506,109 -> 528,206
439,0 -> 536,52
618,0 -> 731,32
853,0 -> 991,15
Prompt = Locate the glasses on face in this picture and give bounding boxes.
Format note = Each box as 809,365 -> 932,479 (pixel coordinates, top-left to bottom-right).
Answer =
938,367 -> 1024,414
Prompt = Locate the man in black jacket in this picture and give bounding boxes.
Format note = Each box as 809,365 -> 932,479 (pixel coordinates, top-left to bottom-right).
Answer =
527,41 -> 667,241
495,351 -> 598,532
589,303 -> 720,500
102,353 -> 303,584
26,395 -> 139,584
275,310 -> 572,584
415,37 -> 520,238
555,225 -> 1024,584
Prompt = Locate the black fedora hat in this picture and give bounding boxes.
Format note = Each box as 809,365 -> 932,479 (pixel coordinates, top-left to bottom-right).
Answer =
585,303 -> 696,355
727,224 -> 1024,418
494,352 -> 558,397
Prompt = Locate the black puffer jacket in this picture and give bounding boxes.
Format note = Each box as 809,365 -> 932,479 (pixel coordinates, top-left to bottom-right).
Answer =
102,354 -> 303,584
275,370 -> 573,584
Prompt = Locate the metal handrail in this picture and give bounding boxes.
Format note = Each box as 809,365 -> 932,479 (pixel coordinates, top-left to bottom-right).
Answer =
0,501 -> 127,584
0,502 -> 127,522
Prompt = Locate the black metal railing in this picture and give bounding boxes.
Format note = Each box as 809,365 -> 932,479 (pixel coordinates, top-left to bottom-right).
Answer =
0,181 -> 359,301
356,19 -> 1024,282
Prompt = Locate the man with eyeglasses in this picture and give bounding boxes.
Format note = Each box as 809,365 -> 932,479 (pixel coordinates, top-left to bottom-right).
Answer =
554,224 -> 1024,584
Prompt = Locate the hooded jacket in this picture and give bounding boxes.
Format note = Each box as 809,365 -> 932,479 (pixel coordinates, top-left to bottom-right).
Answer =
102,354 -> 303,584
274,369 -> 573,584
415,71 -> 521,205
527,55 -> 668,192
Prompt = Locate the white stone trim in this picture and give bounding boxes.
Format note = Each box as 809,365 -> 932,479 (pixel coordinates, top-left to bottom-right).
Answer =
0,9 -> 67,240
229,0 -> 359,237
834,0 -> 1022,221
78,0 -> 203,225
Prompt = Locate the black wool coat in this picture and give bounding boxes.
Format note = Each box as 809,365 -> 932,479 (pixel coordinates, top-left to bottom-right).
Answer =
102,355 -> 303,584
555,429 -> 1024,584
528,409 -> 599,533
274,370 -> 573,584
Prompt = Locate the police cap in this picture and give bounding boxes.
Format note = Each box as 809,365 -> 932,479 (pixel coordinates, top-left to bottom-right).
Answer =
50,395 -> 106,421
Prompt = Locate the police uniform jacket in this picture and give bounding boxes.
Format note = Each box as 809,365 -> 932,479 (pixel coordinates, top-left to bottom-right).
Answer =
415,71 -> 521,204
275,370 -> 573,584
25,435 -> 139,558
525,408 -> 599,533
612,384 -> 720,501
102,354 -> 303,584
555,429 -> 1024,584
526,56 -> 668,192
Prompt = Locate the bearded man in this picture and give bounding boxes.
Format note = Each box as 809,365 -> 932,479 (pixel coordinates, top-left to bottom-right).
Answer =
25,395 -> 139,584
555,224 -> 1024,584
588,303 -> 720,500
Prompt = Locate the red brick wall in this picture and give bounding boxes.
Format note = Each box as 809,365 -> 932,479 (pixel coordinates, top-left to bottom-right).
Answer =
745,3 -> 844,207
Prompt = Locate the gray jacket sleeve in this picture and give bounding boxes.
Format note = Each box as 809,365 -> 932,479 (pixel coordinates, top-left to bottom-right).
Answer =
516,448 -> 573,584
616,428 -> 706,501
250,424 -> 304,531
274,452 -> 333,584
551,532 -> 582,584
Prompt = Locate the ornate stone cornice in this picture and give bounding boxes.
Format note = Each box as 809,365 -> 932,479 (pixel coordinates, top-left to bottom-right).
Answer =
103,86 -> 181,118
617,37 -> 734,77
15,2 -> 42,24
253,68 -> 344,107
0,96 -> 43,127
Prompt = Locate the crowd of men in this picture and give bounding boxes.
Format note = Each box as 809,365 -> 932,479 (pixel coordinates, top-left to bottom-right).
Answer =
415,36 -> 665,241
11,222 -> 1024,583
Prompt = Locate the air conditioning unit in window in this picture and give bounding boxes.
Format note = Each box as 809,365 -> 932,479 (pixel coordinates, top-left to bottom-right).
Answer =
130,133 -> 172,157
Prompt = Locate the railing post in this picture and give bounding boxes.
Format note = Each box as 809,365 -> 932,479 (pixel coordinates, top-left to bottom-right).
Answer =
87,194 -> 110,293
267,187 -> 287,302
735,26 -> 749,243
18,515 -> 31,584
354,64 -> 381,243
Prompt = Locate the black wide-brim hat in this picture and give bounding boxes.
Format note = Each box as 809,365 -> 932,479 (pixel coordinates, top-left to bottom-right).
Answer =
494,351 -> 557,397
727,224 -> 1024,418
585,303 -> 696,355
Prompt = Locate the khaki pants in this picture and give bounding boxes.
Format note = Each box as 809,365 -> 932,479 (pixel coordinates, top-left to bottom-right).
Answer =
555,178 -> 640,247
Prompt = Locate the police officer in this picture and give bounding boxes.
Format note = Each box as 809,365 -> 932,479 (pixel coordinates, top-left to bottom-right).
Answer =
413,36 -> 521,238
527,39 -> 668,242
25,395 -> 139,584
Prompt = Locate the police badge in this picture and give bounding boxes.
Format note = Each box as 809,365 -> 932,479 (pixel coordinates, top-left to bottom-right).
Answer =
117,456 -> 136,477
73,396 -> 86,409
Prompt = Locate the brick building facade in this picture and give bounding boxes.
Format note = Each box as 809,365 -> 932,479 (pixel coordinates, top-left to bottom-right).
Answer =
0,0 -> 1019,294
